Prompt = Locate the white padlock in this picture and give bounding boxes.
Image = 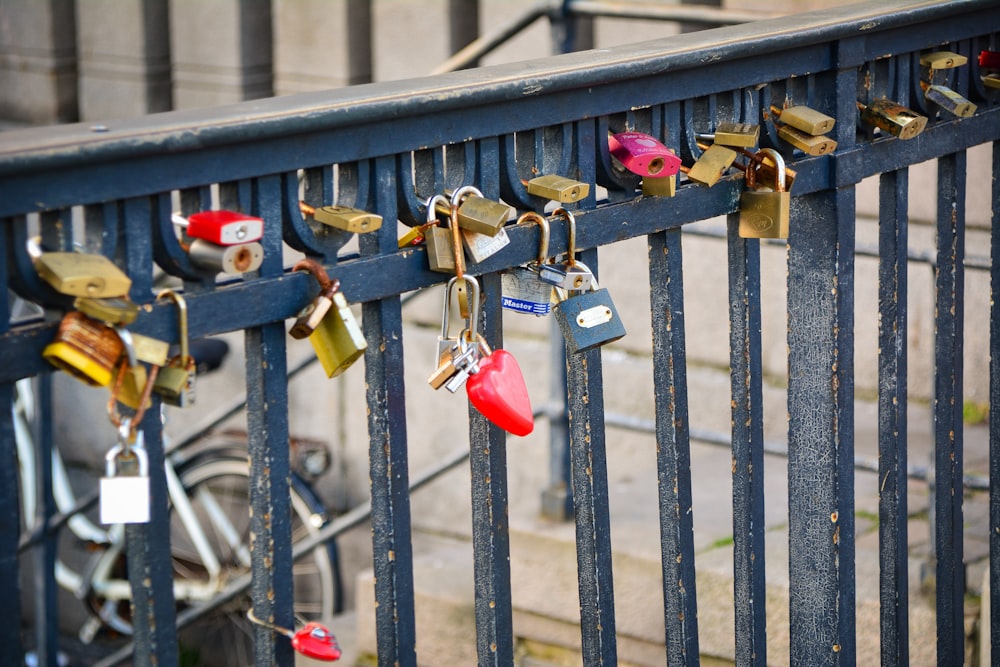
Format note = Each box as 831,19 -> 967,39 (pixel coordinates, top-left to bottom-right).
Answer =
100,429 -> 151,525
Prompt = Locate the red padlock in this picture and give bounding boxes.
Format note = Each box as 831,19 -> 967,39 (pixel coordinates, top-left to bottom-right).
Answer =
980,50 -> 1000,70
608,131 -> 682,178
173,210 -> 264,245
292,622 -> 342,661
466,344 -> 534,437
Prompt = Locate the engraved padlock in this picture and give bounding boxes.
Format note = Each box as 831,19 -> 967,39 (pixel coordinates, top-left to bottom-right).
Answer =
858,99 -> 927,140
686,144 -> 737,187
293,259 -> 367,378
711,122 -> 760,148
502,212 -> 554,316
552,208 -> 593,292
43,311 -> 124,387
35,251 -> 132,298
552,262 -> 627,355
173,210 -> 264,245
154,290 -> 196,407
777,125 -> 837,156
100,422 -> 150,525
525,174 -> 591,203
739,148 -> 790,239
463,225 -> 511,264
187,238 -> 264,274
110,327 -> 152,411
608,131 -> 682,178
300,202 -> 382,234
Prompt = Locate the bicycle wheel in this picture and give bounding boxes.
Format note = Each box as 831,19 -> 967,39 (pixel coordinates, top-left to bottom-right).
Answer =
169,452 -> 340,665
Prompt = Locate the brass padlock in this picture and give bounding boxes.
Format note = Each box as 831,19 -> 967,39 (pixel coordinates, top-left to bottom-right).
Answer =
441,186 -> 511,237
525,175 -> 590,203
923,84 -> 977,118
686,144 -> 737,186
423,194 -> 459,274
984,73 -> 1000,90
642,174 -> 676,197
919,51 -> 968,70
778,125 -> 837,156
293,259 -> 367,378
110,328 -> 152,410
739,148 -> 790,239
154,290 -> 196,407
858,99 -> 927,140
770,105 -> 836,135
74,296 -> 139,326
300,202 -> 383,234
712,122 -> 760,148
43,311 -> 123,387
35,252 -> 131,298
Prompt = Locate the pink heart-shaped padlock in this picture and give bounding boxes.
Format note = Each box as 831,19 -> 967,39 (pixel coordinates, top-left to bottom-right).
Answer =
466,349 -> 534,436
292,622 -> 342,661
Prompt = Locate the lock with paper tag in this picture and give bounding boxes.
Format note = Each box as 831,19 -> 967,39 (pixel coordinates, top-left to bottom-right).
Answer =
292,259 -> 367,378
739,148 -> 790,239
100,420 -> 151,525
154,290 -> 196,407
552,261 -> 627,355
501,212 -> 554,316
608,131 -> 682,178
172,210 -> 264,245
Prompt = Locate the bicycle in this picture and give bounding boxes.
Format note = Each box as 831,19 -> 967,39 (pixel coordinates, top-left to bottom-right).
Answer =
15,337 -> 342,665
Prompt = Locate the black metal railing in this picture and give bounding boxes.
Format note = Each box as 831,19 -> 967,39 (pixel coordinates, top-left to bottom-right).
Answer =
1,1 -> 998,665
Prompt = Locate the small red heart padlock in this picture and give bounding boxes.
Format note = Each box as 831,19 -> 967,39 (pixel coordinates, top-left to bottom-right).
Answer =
466,347 -> 534,436
292,622 -> 342,661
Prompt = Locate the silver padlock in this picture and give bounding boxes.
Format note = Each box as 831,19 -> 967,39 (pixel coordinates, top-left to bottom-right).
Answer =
100,422 -> 151,524
552,262 -> 627,354
462,225 -> 511,263
551,207 -> 594,291
502,212 -> 554,316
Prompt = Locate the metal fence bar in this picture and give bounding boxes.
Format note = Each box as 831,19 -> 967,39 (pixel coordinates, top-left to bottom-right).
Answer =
649,228 -> 700,665
990,139 -> 1000,662
32,374 -> 58,667
726,216 -> 767,667
934,151 -> 968,666
877,167 -> 910,667
787,188 -> 857,665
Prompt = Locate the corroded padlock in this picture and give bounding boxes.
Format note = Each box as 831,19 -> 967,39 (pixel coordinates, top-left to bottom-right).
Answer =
43,311 -> 123,387
552,262 -> 626,355
858,99 -> 927,140
919,51 -> 968,70
922,84 -> 977,118
739,148 -> 790,239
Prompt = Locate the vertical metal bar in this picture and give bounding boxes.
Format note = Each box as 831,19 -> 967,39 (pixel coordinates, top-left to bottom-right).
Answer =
566,247 -> 617,666
346,0 -> 373,85
32,373 -> 58,667
726,215 -> 767,667
363,155 -> 417,666
470,271 -> 514,667
448,0 -> 480,66
878,168 -> 909,666
0,378 -> 20,666
246,174 -> 294,667
990,138 -> 1000,667
542,323 -> 572,521
787,187 -> 856,665
650,228 -> 700,665
934,152 -> 967,666
551,0 -> 594,55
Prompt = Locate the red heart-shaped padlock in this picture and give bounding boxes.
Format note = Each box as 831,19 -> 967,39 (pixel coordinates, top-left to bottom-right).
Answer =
466,349 -> 533,436
292,622 -> 342,661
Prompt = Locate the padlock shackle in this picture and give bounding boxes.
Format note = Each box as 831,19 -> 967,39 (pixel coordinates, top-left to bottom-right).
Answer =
755,148 -> 786,192
105,437 -> 149,477
442,274 -> 480,342
113,326 -> 139,367
516,211 -> 550,265
156,289 -> 191,364
449,185 -> 484,208
292,258 -> 339,295
552,208 -> 577,267
425,194 -> 451,224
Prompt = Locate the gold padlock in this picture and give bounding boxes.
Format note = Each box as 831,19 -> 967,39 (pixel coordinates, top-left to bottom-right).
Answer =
439,186 -> 511,237
74,296 -> 139,326
712,122 -> 760,148
686,144 -> 737,187
770,105 -> 836,135
109,328 -> 151,410
984,73 -> 1000,90
424,194 -> 460,274
777,125 -> 837,156
642,174 -> 676,197
739,148 -> 790,239
300,202 -> 383,234
35,252 -> 131,298
153,290 -> 196,407
43,311 -> 124,387
293,259 -> 367,378
858,99 -> 927,140
919,51 -> 968,70
525,175 -> 591,203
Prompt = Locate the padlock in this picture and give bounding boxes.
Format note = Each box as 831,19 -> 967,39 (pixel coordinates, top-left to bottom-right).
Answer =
188,238 -> 264,274
35,252 -> 131,298
462,225 -> 511,263
291,622 -> 342,661
777,125 -> 837,156
608,131 -> 682,178
289,277 -> 338,339
428,274 -> 480,388
525,174 -> 590,203
438,186 -> 511,237
502,212 -> 554,316
154,290 -> 196,407
100,422 -> 150,525
110,327 -> 152,411
173,210 -> 264,245
428,335 -> 478,391
552,262 -> 627,355
43,311 -> 123,387
685,144 -> 737,186
300,202 -> 382,234
130,333 -> 171,367
923,84 -> 977,118
858,99 -> 927,140
980,50 -> 1000,70
398,223 -> 433,248
642,173 -> 676,197
551,208 -> 594,292
984,73 -> 1000,90
293,259 -> 367,378
770,105 -> 836,135
919,51 -> 968,70
712,122 -> 760,148
465,336 -> 533,436
74,296 -> 139,326
739,148 -> 790,239
424,194 -> 459,273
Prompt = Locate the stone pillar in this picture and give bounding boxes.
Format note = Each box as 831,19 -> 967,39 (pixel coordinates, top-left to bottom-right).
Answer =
0,0 -> 78,124
273,0 -> 371,95
76,0 -> 171,121
169,0 -> 272,109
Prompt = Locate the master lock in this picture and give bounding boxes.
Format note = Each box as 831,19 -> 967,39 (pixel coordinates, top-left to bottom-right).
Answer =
739,147 -> 790,239
293,259 -> 367,378
552,262 -> 626,354
43,311 -> 123,387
